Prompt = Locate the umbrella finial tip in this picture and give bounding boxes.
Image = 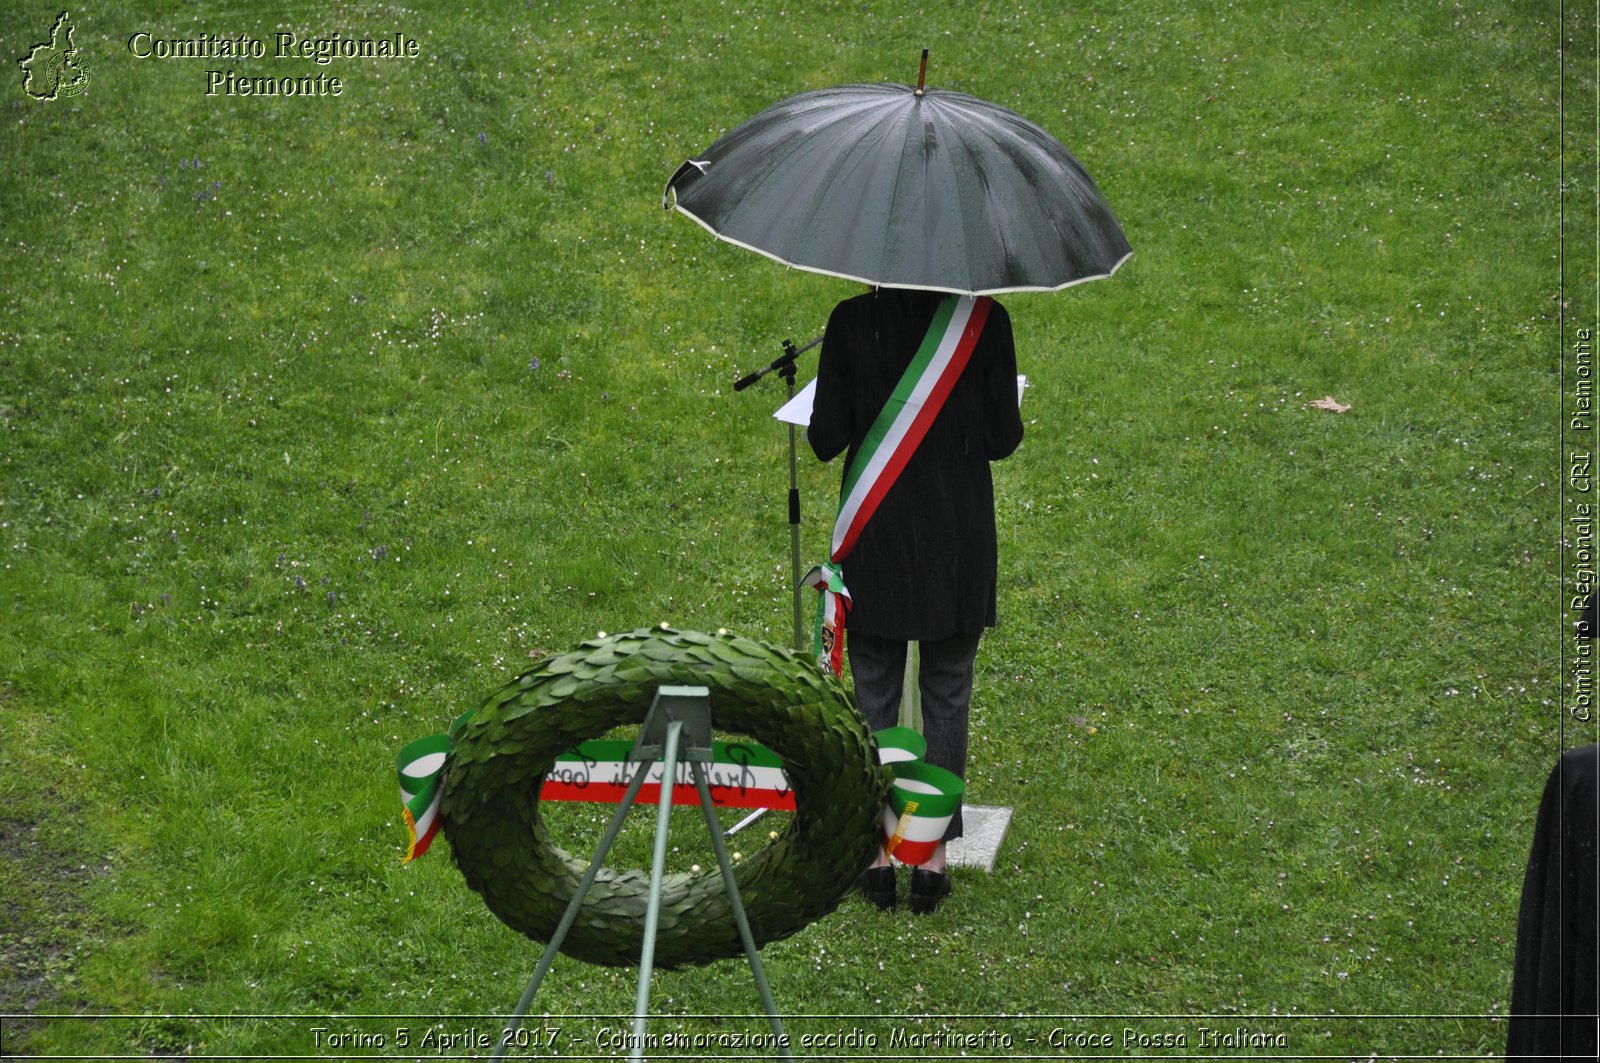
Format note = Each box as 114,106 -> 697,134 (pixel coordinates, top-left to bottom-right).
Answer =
915,48 -> 929,95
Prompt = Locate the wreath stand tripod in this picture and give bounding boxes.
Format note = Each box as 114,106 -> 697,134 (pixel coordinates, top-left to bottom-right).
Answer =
490,685 -> 793,1062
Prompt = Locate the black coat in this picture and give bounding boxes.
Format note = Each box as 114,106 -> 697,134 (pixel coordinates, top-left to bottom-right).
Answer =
807,288 -> 1024,642
1507,743 -> 1600,1058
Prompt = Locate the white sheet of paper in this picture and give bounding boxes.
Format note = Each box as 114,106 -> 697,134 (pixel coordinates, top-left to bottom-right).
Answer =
773,378 -> 817,426
775,375 -> 1028,427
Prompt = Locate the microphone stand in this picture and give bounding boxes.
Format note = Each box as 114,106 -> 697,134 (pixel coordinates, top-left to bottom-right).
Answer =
734,334 -> 823,655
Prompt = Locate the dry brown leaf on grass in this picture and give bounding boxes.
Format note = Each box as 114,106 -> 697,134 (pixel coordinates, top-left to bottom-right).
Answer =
1308,395 -> 1352,413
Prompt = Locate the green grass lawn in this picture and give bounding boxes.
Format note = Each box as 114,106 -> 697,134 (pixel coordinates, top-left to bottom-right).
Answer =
0,0 -> 1591,1058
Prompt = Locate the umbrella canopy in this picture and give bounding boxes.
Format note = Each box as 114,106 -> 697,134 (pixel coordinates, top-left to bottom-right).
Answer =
664,80 -> 1132,296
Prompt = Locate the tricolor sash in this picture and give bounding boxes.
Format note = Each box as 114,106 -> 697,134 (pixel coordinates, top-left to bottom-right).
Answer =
807,294 -> 992,674
830,294 -> 992,562
799,561 -> 851,676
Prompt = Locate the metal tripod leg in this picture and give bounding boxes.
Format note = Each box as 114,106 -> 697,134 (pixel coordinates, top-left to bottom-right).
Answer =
691,760 -> 791,1058
629,717 -> 682,1058
489,758 -> 655,1062
628,724 -> 792,1061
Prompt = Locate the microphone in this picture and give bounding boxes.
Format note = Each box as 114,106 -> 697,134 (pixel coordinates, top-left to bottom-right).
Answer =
734,336 -> 822,391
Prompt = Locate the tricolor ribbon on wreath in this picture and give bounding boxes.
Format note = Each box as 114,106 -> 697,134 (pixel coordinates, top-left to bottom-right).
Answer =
871,726 -> 963,865
804,294 -> 992,676
395,720 -> 962,867
395,709 -> 474,863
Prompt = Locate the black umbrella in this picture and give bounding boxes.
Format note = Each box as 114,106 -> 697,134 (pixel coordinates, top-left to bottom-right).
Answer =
664,54 -> 1131,295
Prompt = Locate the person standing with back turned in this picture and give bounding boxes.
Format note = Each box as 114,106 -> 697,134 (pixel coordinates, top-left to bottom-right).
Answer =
807,285 -> 1024,914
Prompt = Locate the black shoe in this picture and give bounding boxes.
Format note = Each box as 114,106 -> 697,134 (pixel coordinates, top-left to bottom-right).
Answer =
858,866 -> 896,911
908,868 -> 951,915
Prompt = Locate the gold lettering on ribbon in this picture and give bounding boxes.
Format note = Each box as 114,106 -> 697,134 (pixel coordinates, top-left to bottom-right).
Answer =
885,799 -> 920,855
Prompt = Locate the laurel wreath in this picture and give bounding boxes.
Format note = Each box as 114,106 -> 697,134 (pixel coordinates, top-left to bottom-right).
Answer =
439,626 -> 891,968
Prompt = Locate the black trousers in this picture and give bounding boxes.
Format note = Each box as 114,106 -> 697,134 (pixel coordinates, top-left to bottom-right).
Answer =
847,629 -> 981,840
